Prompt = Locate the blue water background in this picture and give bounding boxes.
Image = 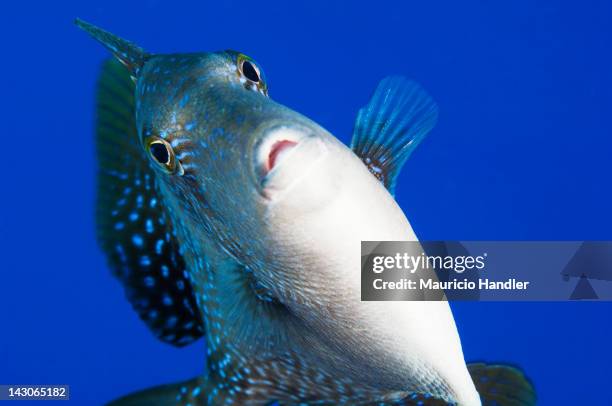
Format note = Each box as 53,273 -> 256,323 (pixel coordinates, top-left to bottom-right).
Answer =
1,1 -> 611,404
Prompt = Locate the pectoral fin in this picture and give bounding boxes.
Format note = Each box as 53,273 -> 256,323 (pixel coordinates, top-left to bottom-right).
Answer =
350,76 -> 438,194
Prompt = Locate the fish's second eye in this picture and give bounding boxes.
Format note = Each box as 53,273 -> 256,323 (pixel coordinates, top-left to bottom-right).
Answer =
241,60 -> 260,83
146,137 -> 179,174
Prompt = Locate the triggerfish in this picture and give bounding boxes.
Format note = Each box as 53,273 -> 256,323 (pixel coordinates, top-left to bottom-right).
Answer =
77,19 -> 535,406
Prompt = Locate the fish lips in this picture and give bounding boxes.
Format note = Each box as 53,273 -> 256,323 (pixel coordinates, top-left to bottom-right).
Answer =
254,125 -> 329,200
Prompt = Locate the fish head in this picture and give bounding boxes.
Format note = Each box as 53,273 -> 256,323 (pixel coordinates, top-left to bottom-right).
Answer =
128,48 -> 348,268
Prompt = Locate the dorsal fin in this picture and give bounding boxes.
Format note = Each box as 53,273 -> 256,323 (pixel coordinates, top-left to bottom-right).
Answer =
351,76 -> 438,194
76,19 -> 149,80
95,58 -> 204,346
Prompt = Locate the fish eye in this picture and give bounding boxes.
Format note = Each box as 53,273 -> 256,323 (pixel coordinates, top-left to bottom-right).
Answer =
150,141 -> 169,164
241,60 -> 260,83
237,54 -> 267,95
145,137 -> 178,173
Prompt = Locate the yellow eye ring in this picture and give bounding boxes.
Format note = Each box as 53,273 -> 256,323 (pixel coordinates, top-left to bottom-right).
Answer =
145,137 -> 178,174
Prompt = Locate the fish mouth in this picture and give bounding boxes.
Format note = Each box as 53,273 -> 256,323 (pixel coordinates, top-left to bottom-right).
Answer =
254,125 -> 328,199
267,139 -> 299,173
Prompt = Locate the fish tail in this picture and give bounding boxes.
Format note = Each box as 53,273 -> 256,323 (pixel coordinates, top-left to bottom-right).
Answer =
468,362 -> 536,406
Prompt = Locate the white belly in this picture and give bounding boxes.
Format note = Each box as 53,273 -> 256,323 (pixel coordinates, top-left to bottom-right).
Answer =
262,135 -> 480,405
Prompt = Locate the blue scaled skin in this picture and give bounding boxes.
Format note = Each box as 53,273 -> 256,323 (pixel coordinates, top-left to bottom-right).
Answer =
77,19 -> 535,406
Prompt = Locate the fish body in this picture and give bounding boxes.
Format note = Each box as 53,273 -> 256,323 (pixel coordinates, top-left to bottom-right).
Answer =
78,19 -> 535,406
